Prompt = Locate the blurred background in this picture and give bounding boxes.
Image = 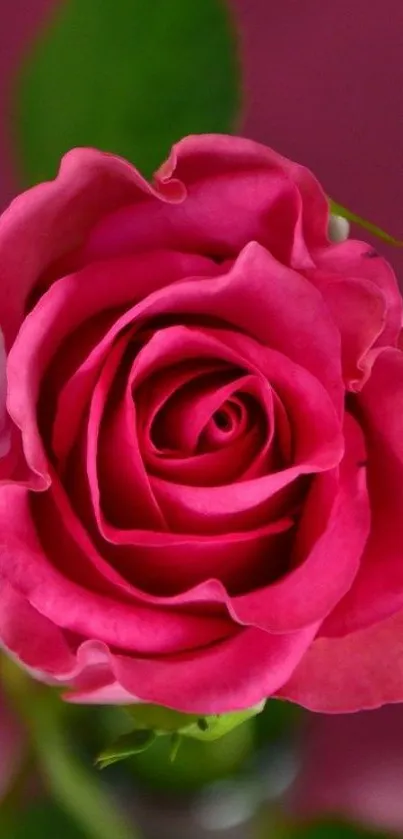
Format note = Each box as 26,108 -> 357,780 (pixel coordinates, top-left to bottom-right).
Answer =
0,1 -> 402,836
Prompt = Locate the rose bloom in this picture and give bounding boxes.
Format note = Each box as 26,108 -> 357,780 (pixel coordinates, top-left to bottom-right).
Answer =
0,135 -> 402,714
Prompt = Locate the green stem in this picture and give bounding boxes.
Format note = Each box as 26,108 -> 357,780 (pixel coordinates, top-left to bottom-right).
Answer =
330,200 -> 403,247
0,749 -> 35,826
1,659 -> 141,839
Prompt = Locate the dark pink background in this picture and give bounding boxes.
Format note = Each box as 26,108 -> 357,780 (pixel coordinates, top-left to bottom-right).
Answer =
1,0 -> 403,277
232,0 -> 403,279
289,707 -> 403,833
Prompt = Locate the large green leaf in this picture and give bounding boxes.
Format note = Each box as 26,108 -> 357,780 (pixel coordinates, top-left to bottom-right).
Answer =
16,0 -> 239,185
182,705 -> 265,742
96,729 -> 157,769
124,703 -> 200,733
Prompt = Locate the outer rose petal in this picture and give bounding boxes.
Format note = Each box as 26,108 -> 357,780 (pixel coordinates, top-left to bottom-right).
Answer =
322,349 -> 403,636
0,583 -> 131,703
0,580 -> 76,677
7,242 -> 343,488
312,239 -> 402,347
0,329 -> 11,474
276,608 -> 403,712
0,521 -> 320,713
157,134 -> 330,253
0,485 -> 235,655
0,148 -> 185,347
0,328 -> 22,483
84,134 -> 330,271
65,624 -> 319,714
308,276 -> 387,389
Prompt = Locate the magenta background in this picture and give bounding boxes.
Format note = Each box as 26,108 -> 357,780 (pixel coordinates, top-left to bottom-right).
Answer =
289,707 -> 403,833
1,0 -> 403,276
232,0 -> 403,279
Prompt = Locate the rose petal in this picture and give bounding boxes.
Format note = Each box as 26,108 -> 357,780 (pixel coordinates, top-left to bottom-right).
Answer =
35,476 -> 141,599
277,608 -> 403,712
83,314 -> 340,537
321,348 -> 403,636
145,432 -> 264,487
0,579 -> 76,677
0,148 -> 185,347
142,375 -> 274,485
7,250 -> 218,485
67,622 -> 319,714
53,400 -> 297,599
102,360 -> 257,506
82,134 -> 330,271
312,238 -> 402,347
127,324 -> 342,534
87,331 -> 166,531
136,359 -> 230,452
84,171 -> 312,267
69,418 -> 296,594
0,331 -> 10,459
82,242 -> 344,413
144,370 -> 249,454
225,413 -> 370,632
158,134 -> 330,257
306,275 -> 387,389
0,484 -> 233,654
9,240 -> 342,488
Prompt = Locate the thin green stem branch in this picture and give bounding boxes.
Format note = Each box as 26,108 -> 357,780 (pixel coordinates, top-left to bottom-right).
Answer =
1,659 -> 141,839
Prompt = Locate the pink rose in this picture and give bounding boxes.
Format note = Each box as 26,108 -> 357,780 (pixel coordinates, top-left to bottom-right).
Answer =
0,135 -> 402,714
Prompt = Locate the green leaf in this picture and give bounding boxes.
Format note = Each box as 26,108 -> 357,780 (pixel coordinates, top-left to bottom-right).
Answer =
98,703 -> 263,771
125,703 -> 199,733
169,732 -> 182,762
125,701 -> 264,742
96,729 -> 156,769
1,658 -> 137,839
183,704 -> 265,742
17,0 -> 240,185
330,200 -> 403,247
